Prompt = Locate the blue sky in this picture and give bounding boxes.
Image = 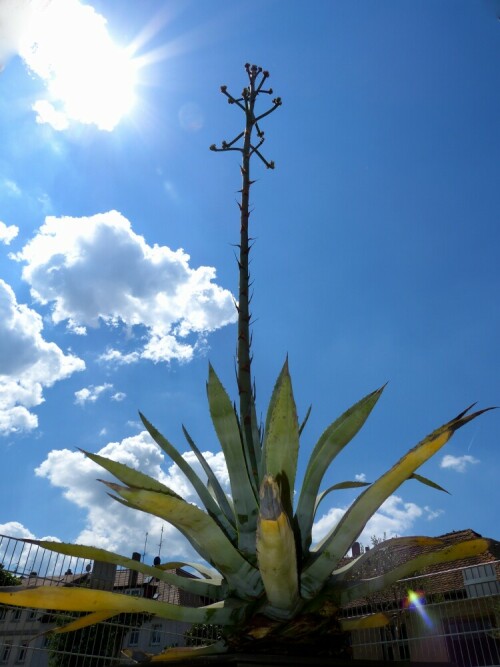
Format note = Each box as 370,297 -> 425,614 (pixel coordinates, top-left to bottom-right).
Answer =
0,0 -> 498,565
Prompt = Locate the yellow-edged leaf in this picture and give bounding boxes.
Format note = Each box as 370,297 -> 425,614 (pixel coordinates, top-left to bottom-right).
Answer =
123,641 -> 227,663
335,538 -> 490,607
104,482 -> 262,599
340,612 -> 389,631
0,586 -> 244,625
51,610 -> 118,634
302,405 -> 492,598
256,475 -> 299,616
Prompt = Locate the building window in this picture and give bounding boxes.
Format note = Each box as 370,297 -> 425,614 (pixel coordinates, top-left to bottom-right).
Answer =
16,643 -> 28,664
129,629 -> 139,646
0,608 -> 6,622
380,620 -> 410,662
1,642 -> 12,664
150,623 -> 162,646
27,610 -> 38,621
11,609 -> 22,622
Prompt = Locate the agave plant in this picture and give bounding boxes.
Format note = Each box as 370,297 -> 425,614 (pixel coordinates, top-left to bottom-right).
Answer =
0,65 -> 493,663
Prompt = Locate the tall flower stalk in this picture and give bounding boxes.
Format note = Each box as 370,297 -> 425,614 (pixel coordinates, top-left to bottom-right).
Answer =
211,63 -> 281,475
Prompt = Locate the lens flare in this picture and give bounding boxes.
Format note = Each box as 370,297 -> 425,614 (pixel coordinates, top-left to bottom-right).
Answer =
404,589 -> 433,628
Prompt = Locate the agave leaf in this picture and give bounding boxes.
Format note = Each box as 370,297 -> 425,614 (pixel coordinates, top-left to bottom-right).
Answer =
329,536 -> 443,581
299,404 -> 312,436
124,641 -> 227,663
250,393 -> 263,469
261,359 -> 299,517
20,540 -> 223,598
301,405 -> 493,598
207,365 -> 259,557
182,425 -> 235,525
314,481 -> 371,520
80,450 -> 174,495
335,538 -> 490,607
103,482 -> 262,599
410,472 -> 450,495
256,475 -> 299,617
0,587 -> 244,625
51,610 -> 118,635
139,413 -> 237,544
340,613 -> 389,631
295,386 -> 385,555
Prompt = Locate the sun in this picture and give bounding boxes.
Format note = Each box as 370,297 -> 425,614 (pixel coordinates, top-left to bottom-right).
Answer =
20,0 -> 139,132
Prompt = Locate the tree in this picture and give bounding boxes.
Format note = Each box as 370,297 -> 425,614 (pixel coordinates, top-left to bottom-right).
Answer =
0,564 -> 20,586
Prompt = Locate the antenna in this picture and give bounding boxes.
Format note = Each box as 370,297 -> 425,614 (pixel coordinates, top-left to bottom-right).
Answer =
142,532 -> 148,562
157,525 -> 164,560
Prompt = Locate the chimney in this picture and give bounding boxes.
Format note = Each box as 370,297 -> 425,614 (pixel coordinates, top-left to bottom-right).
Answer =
90,561 -> 117,591
351,542 -> 361,558
128,551 -> 141,588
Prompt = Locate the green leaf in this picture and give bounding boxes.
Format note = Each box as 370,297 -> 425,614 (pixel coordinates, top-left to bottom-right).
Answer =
301,405 -> 493,598
299,405 -> 312,436
182,425 -> 235,525
295,386 -> 384,554
207,365 -> 259,557
410,472 -> 450,494
103,482 -> 262,600
262,359 -> 299,518
79,449 -> 174,495
313,481 -> 371,520
21,540 -> 224,599
140,413 -> 237,544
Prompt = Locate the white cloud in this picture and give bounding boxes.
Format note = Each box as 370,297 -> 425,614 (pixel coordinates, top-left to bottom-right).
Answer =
35,432 -> 229,559
355,472 -> 367,482
111,392 -> 126,402
99,348 -> 140,365
440,454 -> 479,473
312,495 -> 424,551
0,0 -> 137,131
0,521 -> 64,576
32,99 -> 69,131
16,211 -> 237,363
0,220 -> 19,245
0,279 -> 84,435
74,383 -> 113,406
423,506 -> 444,521
2,178 -> 21,197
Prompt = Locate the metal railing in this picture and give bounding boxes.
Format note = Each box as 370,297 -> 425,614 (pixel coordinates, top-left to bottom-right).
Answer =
341,561 -> 500,665
1,535 -> 499,665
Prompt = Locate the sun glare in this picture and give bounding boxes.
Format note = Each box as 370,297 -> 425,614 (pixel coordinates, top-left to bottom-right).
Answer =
20,0 -> 139,131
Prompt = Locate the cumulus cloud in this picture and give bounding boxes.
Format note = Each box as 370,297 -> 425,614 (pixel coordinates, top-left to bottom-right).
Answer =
0,0 -> 136,131
0,279 -> 84,435
15,211 -> 236,363
440,454 -> 479,473
74,383 -> 113,406
0,220 -> 19,245
111,392 -> 126,402
35,432 -> 229,558
354,472 -> 367,482
312,495 -> 424,551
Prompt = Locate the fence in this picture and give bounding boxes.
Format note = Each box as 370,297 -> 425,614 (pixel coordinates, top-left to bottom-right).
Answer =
1,535 -> 499,665
342,562 -> 500,665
